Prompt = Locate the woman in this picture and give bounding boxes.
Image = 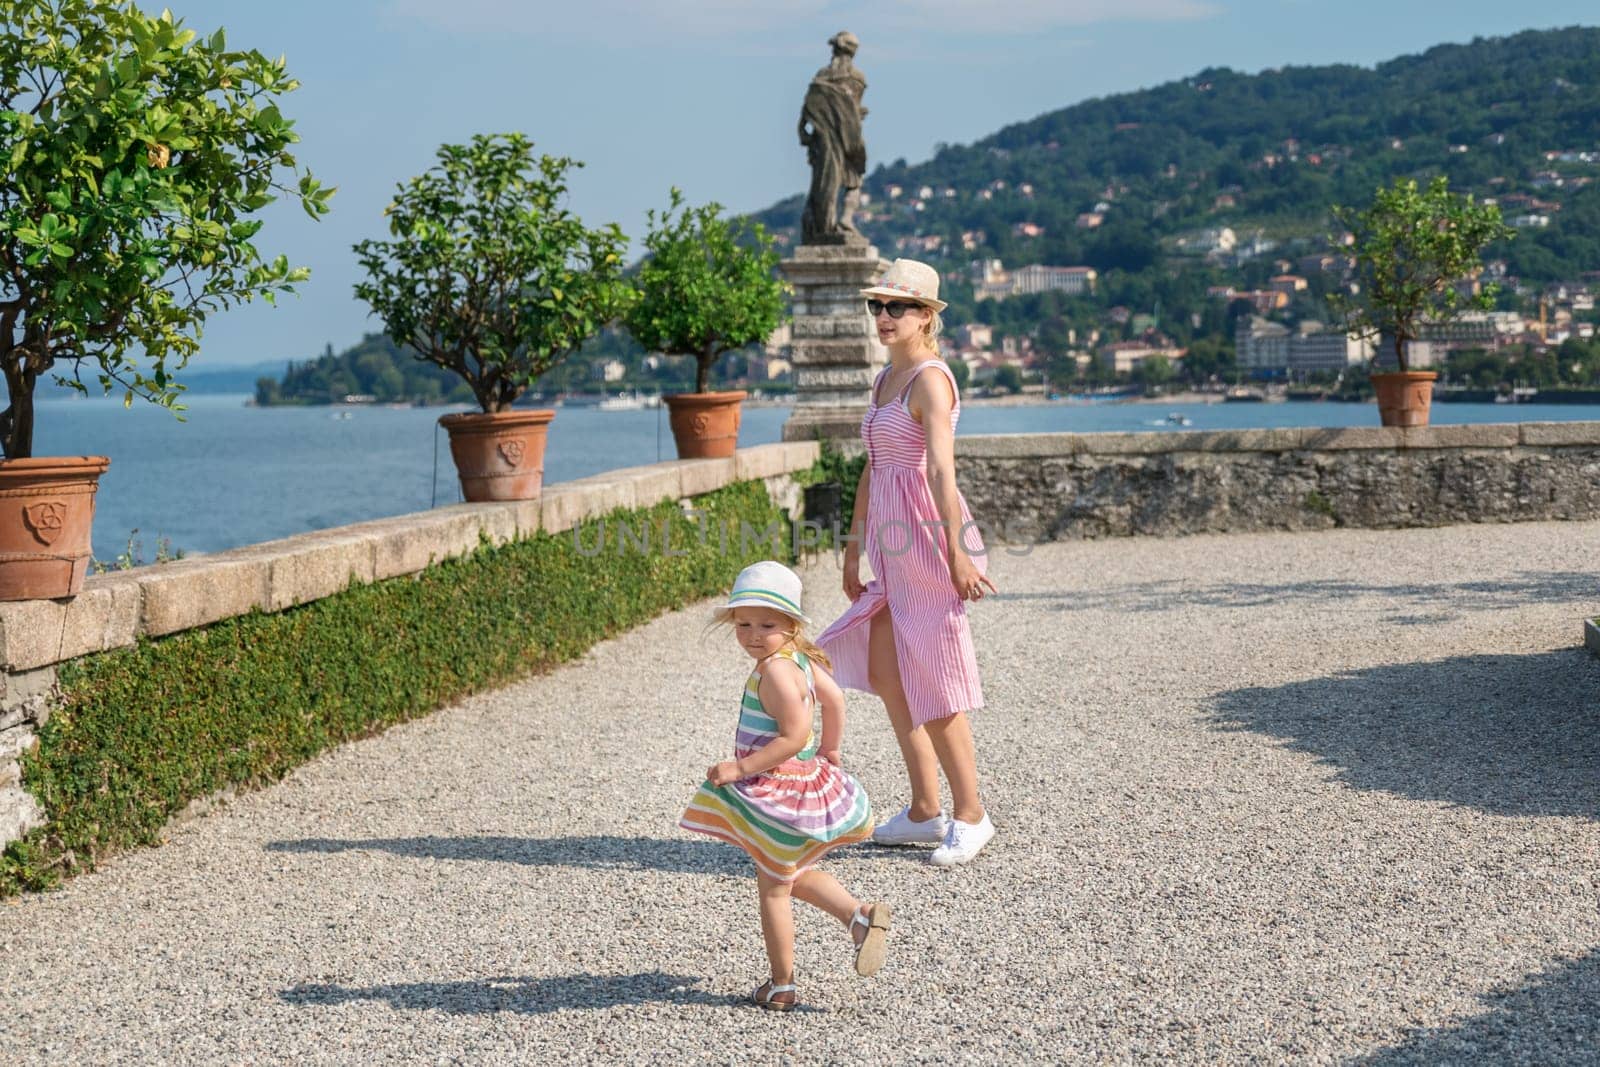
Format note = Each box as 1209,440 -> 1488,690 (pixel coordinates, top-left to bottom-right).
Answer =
815,258 -> 997,867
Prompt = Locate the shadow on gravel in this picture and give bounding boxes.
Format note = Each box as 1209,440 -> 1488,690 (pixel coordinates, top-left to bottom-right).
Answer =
1210,650 -> 1600,820
1001,570 -> 1597,624
264,835 -> 743,874
280,970 -> 748,1014
1355,948 -> 1600,1065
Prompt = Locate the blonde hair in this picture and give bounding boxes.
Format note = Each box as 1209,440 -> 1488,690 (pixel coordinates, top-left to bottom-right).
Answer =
709,606 -> 834,673
920,308 -> 943,356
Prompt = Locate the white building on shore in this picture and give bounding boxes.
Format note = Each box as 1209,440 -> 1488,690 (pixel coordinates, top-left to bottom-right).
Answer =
1236,317 -> 1371,375
969,259 -> 1097,301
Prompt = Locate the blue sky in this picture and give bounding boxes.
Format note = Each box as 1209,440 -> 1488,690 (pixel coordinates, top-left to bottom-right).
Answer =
189,0 -> 1600,367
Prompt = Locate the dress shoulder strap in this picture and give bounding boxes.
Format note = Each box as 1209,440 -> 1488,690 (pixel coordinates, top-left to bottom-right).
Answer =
760,647 -> 816,706
899,357 -> 959,408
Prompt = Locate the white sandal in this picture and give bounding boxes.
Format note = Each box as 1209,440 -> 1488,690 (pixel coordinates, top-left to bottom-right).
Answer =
850,902 -> 892,977
751,979 -> 798,1012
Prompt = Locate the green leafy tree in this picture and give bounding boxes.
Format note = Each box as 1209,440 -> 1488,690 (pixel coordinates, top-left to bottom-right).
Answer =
943,356 -> 970,392
353,133 -> 630,413
1330,176 -> 1512,373
1134,353 -> 1173,388
0,0 -> 333,458
992,363 -> 1023,394
1182,337 -> 1234,382
625,188 -> 786,395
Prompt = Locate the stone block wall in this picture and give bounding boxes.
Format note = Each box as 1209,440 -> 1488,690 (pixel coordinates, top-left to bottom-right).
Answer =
954,422 -> 1600,542
0,442 -> 820,852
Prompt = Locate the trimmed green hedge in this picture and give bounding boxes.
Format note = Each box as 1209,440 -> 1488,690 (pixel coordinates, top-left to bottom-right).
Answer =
1,483 -> 790,895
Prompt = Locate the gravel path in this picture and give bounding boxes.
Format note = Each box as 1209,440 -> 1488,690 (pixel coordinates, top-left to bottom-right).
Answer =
2,520 -> 1597,1064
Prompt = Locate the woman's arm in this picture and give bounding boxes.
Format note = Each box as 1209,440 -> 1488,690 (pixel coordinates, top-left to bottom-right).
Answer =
812,664 -> 847,765
707,662 -> 811,784
913,369 -> 998,602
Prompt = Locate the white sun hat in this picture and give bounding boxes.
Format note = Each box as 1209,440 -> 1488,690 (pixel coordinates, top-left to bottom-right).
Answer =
859,257 -> 948,313
724,560 -> 809,625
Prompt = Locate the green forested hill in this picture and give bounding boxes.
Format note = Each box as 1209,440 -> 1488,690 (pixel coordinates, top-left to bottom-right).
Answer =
753,26 -> 1600,303
255,334 -> 475,406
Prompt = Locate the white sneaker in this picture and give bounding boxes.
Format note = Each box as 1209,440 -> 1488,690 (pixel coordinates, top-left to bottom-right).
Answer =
929,813 -> 995,867
871,805 -> 951,846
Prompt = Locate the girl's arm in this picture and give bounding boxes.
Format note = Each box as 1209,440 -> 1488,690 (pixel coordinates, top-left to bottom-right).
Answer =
707,661 -> 811,785
812,663 -> 847,765
913,369 -> 998,602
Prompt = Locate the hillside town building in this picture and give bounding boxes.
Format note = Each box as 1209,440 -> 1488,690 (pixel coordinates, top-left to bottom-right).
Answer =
970,259 -> 1098,301
1235,316 -> 1372,376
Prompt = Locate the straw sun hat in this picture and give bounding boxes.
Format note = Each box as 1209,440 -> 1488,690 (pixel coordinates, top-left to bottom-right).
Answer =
859,258 -> 947,313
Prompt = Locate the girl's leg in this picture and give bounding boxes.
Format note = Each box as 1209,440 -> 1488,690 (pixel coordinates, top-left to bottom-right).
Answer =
923,711 -> 985,825
868,609 -> 942,820
791,868 -> 860,927
756,871 -> 797,985
795,869 -> 891,976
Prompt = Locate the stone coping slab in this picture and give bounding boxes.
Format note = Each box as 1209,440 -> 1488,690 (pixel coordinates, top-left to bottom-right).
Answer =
0,442 -> 819,673
1587,618 -> 1600,657
957,421 -> 1599,457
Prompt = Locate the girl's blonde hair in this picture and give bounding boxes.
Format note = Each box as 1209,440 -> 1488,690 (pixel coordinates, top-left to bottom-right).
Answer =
709,606 -> 834,673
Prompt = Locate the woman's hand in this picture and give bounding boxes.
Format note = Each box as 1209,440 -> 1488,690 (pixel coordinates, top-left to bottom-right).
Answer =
707,760 -> 743,786
842,545 -> 866,601
950,552 -> 998,603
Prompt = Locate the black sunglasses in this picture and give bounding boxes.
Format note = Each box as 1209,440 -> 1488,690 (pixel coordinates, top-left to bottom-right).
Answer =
866,299 -> 919,319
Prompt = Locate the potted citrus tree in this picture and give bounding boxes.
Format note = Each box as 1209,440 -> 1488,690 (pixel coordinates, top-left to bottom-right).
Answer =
0,0 -> 332,600
624,189 -> 786,458
1332,176 -> 1512,427
354,133 -> 630,500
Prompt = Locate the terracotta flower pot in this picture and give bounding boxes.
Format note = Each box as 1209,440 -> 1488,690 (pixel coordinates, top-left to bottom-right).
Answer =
663,391 -> 747,459
437,409 -> 555,502
0,455 -> 111,601
1371,371 -> 1438,428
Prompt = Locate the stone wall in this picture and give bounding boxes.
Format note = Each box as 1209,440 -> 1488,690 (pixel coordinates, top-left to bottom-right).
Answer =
0,443 -> 820,852
954,422 -> 1600,542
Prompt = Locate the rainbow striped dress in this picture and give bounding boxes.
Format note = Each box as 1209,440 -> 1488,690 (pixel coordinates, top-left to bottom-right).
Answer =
680,648 -> 873,882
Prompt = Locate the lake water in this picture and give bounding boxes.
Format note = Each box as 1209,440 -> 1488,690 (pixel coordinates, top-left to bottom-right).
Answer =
31,394 -> 1600,559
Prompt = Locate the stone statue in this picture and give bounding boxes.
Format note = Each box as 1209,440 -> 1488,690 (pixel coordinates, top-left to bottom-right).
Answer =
798,31 -> 868,245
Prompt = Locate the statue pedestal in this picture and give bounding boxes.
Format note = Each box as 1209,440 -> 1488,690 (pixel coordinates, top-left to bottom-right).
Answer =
780,242 -> 890,443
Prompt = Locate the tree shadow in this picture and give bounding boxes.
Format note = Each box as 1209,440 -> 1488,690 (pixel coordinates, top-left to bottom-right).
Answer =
1209,650 -> 1600,820
280,971 -> 752,1015
1356,949 -> 1600,1065
264,834 -> 743,875
996,570 -> 1598,626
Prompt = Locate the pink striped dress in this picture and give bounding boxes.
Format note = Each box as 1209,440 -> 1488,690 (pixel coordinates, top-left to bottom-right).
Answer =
816,359 -> 985,726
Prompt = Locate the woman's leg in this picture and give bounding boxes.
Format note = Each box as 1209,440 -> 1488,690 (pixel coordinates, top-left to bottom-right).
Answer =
869,608 -> 943,820
924,712 -> 985,825
791,868 -> 860,928
756,871 -> 796,985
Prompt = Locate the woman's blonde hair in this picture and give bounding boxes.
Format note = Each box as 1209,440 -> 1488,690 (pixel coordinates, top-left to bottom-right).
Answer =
920,307 -> 943,355
709,606 -> 834,673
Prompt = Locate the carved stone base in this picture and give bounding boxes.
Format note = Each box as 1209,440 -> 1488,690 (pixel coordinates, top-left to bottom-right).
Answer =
781,404 -> 871,443
780,242 -> 889,443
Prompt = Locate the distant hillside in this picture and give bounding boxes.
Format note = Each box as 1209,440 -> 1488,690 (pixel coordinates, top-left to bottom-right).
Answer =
752,26 -> 1600,310
254,335 -> 474,406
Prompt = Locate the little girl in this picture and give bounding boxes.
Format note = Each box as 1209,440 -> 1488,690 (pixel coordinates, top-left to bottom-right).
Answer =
680,560 -> 890,1012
